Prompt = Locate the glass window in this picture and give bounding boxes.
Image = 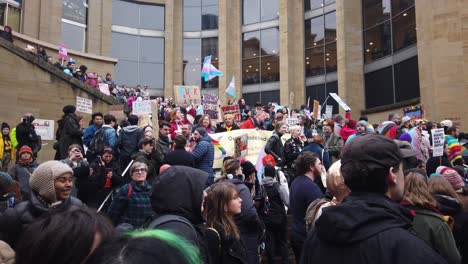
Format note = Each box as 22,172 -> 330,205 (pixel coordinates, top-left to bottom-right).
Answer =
242,58 -> 260,85
0,3 -> 5,26
260,28 -> 279,56
325,81 -> 339,114
202,62 -> 219,89
6,4 -> 20,31
392,7 -> 416,52
140,63 -> 164,89
114,60 -> 139,87
304,0 -> 323,11
305,16 -> 324,48
139,5 -> 165,30
324,12 -> 336,43
261,0 -> 279,22
243,92 -> 261,106
111,32 -> 139,61
185,0 -> 201,7
112,0 -> 139,28
362,0 -> 391,29
202,38 -> 218,59
324,0 -> 335,5
391,0 -> 414,16
63,0 -> 87,24
305,46 -> 325,77
364,66 -> 394,108
61,22 -> 85,51
325,42 -> 337,73
243,31 -> 260,58
139,36 -> 165,63
261,55 -> 280,83
202,4 -> 218,30
261,90 -> 280,104
184,6 -> 202,31
243,0 -> 260,25
394,56 -> 419,102
183,63 -> 202,87
183,39 -> 202,64
306,84 -> 326,106
363,21 -> 391,63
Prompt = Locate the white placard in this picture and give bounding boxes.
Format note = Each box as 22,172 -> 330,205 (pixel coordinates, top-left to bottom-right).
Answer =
76,96 -> 92,114
31,119 -> 55,140
99,83 -> 110,96
325,105 -> 333,118
329,93 -> 351,111
431,128 -> 445,157
132,100 -> 152,114
286,117 -> 299,127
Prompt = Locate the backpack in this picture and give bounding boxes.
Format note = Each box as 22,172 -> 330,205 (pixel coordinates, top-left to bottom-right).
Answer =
88,127 -> 109,155
147,214 -> 201,248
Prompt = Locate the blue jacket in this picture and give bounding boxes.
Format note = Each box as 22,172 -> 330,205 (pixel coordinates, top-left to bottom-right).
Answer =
192,134 -> 214,176
102,125 -> 117,149
302,142 -> 331,170
83,124 -> 99,147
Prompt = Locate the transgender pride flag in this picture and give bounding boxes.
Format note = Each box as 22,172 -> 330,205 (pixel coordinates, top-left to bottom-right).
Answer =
201,55 -> 223,81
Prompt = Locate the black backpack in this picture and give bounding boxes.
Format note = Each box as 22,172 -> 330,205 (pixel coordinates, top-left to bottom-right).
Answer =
88,127 -> 109,155
147,214 -> 201,248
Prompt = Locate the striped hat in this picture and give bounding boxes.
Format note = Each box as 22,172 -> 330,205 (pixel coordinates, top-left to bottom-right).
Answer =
436,166 -> 465,190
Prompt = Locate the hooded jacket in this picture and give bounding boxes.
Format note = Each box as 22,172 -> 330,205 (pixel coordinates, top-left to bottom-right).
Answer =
192,134 -> 214,176
117,125 -> 143,158
300,193 -> 447,264
261,176 -> 288,225
57,113 -> 83,159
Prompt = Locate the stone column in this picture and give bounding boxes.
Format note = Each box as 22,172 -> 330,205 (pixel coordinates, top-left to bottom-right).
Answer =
336,0 -> 365,115
164,0 -> 184,99
87,0 -> 112,56
415,0 -> 468,130
279,0 -> 306,109
218,0 -> 242,104
22,0 -> 62,44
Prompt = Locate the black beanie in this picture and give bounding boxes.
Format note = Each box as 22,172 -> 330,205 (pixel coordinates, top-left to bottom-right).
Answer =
128,115 -> 139,126
63,105 -> 76,114
1,122 -> 9,130
241,161 -> 257,177
264,164 -> 276,178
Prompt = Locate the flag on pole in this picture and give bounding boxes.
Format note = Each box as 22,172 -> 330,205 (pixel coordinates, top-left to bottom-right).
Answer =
225,76 -> 236,98
201,55 -> 223,81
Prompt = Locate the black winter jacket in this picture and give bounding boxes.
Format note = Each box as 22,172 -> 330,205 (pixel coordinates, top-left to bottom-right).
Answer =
117,125 -> 143,158
163,147 -> 195,167
261,177 -> 287,226
205,225 -> 248,264
57,114 -> 83,159
300,193 -> 447,264
264,132 -> 285,166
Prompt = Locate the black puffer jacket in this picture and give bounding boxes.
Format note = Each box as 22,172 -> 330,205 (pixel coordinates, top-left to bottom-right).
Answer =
264,132 -> 285,166
117,125 -> 143,158
57,114 -> 83,159
205,225 -> 248,264
300,193 -> 447,264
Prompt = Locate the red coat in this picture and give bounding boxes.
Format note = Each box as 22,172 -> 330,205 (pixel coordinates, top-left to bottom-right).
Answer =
170,119 -> 191,139
240,117 -> 255,129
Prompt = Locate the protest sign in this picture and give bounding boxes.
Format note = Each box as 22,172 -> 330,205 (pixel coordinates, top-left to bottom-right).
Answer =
58,43 -> 68,59
203,93 -> 219,119
31,119 -> 55,140
76,96 -> 92,114
109,105 -> 126,120
431,128 -> 445,157
174,85 -> 202,106
132,100 -> 152,115
221,105 -> 241,122
325,105 -> 333,119
312,100 -> 320,119
329,93 -> 351,111
286,117 -> 299,127
234,134 -> 249,158
99,83 -> 110,96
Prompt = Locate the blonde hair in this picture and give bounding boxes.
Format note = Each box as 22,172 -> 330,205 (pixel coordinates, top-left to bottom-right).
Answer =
428,176 -> 461,204
224,114 -> 234,121
289,125 -> 302,137
326,160 -> 350,203
404,172 -> 437,208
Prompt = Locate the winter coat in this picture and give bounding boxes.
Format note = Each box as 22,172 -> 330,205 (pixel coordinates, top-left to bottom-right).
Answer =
83,124 -> 100,148
300,193 -> 448,264
107,180 -> 154,228
205,225 -> 248,264
154,134 -> 171,164
15,122 -> 39,153
261,176 -> 287,226
57,114 -> 83,159
283,137 -> 304,167
264,132 -> 285,167
222,178 -> 261,264
340,125 -> 357,143
132,151 -> 157,182
102,125 -> 117,149
302,141 -> 331,170
0,191 -> 84,247
322,132 -> 343,164
163,147 -> 195,167
84,159 -> 122,207
9,162 -> 39,200
117,125 -> 143,158
216,123 -> 240,133
169,119 -> 191,140
402,204 -> 461,264
0,135 -> 15,161
192,134 -> 214,176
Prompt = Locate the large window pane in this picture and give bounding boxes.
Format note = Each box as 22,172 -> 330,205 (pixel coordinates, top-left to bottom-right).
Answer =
139,63 -> 164,89
139,36 -> 164,63
261,55 -> 280,83
363,21 -> 391,63
111,32 -> 138,61
184,6 -> 202,31
183,39 -> 202,64
364,66 -> 394,108
112,0 -> 139,28
114,60 -> 139,87
6,5 -> 20,31
363,0 -> 391,29
391,0 -> 414,16
243,58 -> 260,85
260,28 -> 279,56
325,81 -> 339,114
243,31 -> 260,58
304,0 -> 323,11
325,42 -> 337,73
305,16 -> 324,48
202,4 -> 218,30
63,0 -> 87,24
185,0 -> 202,7
243,0 -> 260,25
306,84 -> 326,106
324,12 -> 336,43
139,5 -> 165,30
392,7 -> 416,52
202,38 -> 218,59
261,0 -> 279,22
183,63 -> 202,87
0,3 -> 5,26
394,56 -> 420,102
243,92 -> 261,106
305,46 -> 325,77
202,62 -> 219,89
324,0 -> 335,5
62,22 -> 85,51
261,90 -> 280,104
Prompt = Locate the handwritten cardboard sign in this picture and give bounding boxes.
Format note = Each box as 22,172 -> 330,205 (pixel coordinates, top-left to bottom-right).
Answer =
76,96 -> 92,114
221,105 -> 241,122
174,85 -> 201,106
203,93 -> 219,119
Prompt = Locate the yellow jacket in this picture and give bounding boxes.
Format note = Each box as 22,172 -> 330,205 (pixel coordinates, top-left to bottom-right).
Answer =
0,135 -> 15,161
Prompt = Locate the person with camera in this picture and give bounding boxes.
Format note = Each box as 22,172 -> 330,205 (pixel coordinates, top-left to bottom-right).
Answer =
15,113 -> 41,160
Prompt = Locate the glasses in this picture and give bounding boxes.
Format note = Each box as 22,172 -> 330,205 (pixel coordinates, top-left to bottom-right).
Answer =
133,168 -> 147,173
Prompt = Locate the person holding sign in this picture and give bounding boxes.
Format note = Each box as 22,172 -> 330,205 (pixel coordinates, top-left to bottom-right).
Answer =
216,114 -> 240,133
169,109 -> 191,140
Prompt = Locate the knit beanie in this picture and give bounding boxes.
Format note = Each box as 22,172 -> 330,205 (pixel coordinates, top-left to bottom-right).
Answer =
264,164 -> 276,178
436,166 -> 465,190
357,120 -> 368,128
29,160 -> 73,204
18,145 -> 33,156
399,133 -> 412,143
63,105 -> 76,114
0,172 -> 13,187
1,122 -> 9,130
195,127 -> 207,136
241,161 -> 257,177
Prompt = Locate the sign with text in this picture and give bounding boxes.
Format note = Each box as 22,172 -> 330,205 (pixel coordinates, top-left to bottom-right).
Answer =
32,119 -> 55,140
329,93 -> 351,111
99,83 -> 110,96
76,96 -> 92,114
132,100 -> 152,115
325,105 -> 333,119
312,100 -> 320,119
286,117 -> 299,127
203,93 -> 219,119
221,105 -> 241,122
58,43 -> 68,59
174,85 -> 202,106
431,128 -> 445,157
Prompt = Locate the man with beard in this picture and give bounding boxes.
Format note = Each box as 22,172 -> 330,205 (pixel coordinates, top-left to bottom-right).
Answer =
289,152 -> 324,263
300,134 -> 447,264
241,110 -> 267,129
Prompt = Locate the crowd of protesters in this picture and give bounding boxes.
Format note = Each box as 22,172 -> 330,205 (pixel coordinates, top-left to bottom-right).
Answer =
0,98 -> 467,263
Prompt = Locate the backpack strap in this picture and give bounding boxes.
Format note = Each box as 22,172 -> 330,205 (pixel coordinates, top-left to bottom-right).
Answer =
148,214 -> 200,248
206,227 -> 222,254
127,183 -> 133,198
